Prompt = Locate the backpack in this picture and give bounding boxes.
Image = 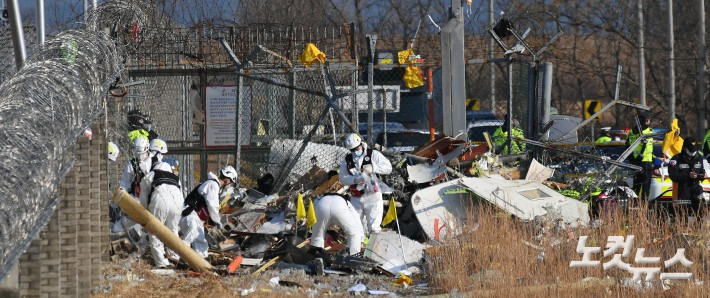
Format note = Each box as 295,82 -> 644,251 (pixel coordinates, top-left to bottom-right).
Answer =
182,179 -> 218,224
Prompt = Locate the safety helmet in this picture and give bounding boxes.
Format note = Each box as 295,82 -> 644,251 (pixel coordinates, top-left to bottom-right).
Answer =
149,138 -> 168,154
220,165 -> 238,183
127,109 -> 146,129
344,133 -> 362,150
107,141 -> 120,161
133,137 -> 149,158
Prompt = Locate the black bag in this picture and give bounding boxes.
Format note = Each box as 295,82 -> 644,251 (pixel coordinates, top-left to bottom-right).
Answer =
181,179 -> 217,219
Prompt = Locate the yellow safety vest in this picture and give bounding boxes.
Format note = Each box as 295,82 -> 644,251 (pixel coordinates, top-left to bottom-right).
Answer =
595,136 -> 612,144
628,127 -> 654,162
128,129 -> 149,143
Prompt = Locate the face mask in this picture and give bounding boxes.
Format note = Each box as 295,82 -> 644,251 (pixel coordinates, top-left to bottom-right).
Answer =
353,149 -> 363,157
685,148 -> 697,157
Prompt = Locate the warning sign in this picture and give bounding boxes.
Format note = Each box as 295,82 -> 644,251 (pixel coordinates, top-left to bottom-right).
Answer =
204,85 -> 252,147
584,99 -> 601,121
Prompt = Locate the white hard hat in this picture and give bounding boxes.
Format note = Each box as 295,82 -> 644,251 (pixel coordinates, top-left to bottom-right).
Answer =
344,133 -> 362,150
133,137 -> 149,157
149,138 -> 168,154
221,165 -> 238,183
108,141 -> 119,161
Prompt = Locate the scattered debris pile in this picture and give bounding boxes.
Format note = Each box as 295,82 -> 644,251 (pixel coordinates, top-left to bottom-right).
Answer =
106,134 -> 710,296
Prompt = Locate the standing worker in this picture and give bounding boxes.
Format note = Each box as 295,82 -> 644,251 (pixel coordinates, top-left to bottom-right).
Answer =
595,127 -> 613,144
179,165 -> 238,257
492,115 -> 525,155
339,133 -> 392,235
669,138 -> 706,217
703,127 -> 710,158
127,109 -> 159,142
117,136 -> 153,252
120,137 -> 152,199
139,139 -> 183,268
626,112 -> 655,201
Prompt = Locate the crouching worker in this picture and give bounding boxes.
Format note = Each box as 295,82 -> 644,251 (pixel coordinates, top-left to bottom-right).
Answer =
669,137 -> 706,217
311,191 -> 365,256
179,165 -> 238,257
139,139 -> 183,268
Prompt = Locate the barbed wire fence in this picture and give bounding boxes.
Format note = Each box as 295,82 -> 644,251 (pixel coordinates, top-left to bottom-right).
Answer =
0,29 -> 123,282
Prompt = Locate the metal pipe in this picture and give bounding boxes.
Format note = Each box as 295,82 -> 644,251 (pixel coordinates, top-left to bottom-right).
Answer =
8,0 -> 26,70
668,0 -> 676,127
111,188 -> 212,273
542,62 -> 553,126
489,0 -> 495,111
507,61 -> 513,155
235,75 -> 242,185
637,0 -> 646,106
428,68 -> 436,141
698,0 -> 706,140
36,0 -> 44,46
368,50 -> 374,144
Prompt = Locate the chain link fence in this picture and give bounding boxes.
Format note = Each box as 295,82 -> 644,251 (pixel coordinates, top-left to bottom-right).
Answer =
107,23 -> 445,196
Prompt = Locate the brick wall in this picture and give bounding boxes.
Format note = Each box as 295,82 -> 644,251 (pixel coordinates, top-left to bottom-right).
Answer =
18,118 -> 108,298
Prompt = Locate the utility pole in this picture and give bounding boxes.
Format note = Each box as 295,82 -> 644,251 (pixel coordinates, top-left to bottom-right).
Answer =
668,0 -> 676,128
489,0 -> 495,111
440,0 -> 467,138
637,0 -> 646,106
699,0 -> 707,140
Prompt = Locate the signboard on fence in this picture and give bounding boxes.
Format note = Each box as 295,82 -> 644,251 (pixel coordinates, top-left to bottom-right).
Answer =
335,85 -> 400,112
204,85 -> 252,147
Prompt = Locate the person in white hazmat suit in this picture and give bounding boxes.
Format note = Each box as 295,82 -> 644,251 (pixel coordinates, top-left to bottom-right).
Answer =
311,184 -> 365,255
139,139 -> 184,268
120,137 -> 152,198
115,137 -> 153,251
339,133 -> 392,235
179,166 -> 238,257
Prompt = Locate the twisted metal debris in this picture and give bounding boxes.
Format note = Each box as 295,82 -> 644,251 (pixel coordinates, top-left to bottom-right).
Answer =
0,29 -> 123,281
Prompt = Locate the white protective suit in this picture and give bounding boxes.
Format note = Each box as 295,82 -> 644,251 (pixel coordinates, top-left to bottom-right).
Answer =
119,157 -> 152,196
311,194 -> 365,255
179,172 -> 222,257
116,156 -> 152,251
140,162 -> 183,267
339,143 -> 392,234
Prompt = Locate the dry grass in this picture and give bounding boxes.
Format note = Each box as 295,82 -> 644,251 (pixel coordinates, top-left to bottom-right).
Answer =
425,202 -> 709,297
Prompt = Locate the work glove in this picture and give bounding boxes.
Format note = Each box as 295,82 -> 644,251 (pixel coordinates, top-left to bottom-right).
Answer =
362,165 -> 373,174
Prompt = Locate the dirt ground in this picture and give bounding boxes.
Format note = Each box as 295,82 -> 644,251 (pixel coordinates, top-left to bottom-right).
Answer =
93,254 -> 429,297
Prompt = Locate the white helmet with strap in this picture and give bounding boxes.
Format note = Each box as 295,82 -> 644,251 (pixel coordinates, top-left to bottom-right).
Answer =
344,133 -> 362,150
108,141 -> 120,161
221,165 -> 238,183
149,138 -> 168,154
133,137 -> 149,158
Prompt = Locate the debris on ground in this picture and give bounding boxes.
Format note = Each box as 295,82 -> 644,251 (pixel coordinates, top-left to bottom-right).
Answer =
103,131 -> 710,296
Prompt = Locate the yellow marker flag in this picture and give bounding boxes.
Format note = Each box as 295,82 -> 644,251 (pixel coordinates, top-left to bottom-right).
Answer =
307,197 -> 317,228
381,196 -> 397,226
296,193 -> 306,221
661,118 -> 683,158
397,49 -> 423,88
299,43 -> 326,67
392,273 -> 413,286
